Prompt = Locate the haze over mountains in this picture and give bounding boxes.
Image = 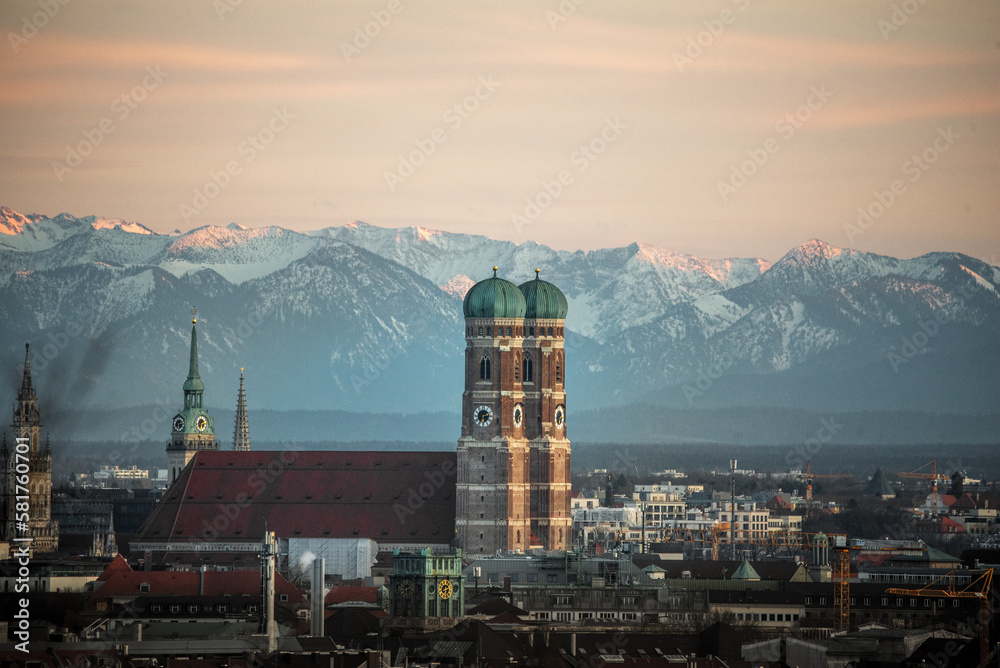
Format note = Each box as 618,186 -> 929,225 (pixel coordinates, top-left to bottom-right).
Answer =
1,206 -> 997,444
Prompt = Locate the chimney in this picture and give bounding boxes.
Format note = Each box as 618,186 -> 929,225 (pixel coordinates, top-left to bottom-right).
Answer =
199,565 -> 206,596
570,633 -> 576,656
311,557 -> 325,636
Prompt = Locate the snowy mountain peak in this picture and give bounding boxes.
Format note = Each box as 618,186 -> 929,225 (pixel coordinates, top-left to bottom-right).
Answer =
0,206 -> 46,235
86,216 -> 154,235
227,222 -> 250,231
440,274 -> 475,299
788,238 -> 846,261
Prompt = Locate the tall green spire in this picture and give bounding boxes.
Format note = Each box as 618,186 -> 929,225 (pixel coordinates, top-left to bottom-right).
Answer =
183,308 -> 205,395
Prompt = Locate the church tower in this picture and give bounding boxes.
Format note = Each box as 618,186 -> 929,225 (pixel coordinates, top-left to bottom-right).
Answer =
519,270 -> 571,551
233,368 -> 250,451
167,310 -> 218,482
456,267 -> 530,555
1,344 -> 58,552
456,268 -> 572,555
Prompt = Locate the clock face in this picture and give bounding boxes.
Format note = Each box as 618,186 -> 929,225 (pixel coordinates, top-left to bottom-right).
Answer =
554,405 -> 565,429
474,405 -> 494,427
438,579 -> 453,600
399,579 -> 413,599
513,403 -> 523,429
173,416 -> 185,432
196,416 -> 208,432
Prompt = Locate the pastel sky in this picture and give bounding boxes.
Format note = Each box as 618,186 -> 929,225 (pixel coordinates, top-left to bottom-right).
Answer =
1,1 -> 998,262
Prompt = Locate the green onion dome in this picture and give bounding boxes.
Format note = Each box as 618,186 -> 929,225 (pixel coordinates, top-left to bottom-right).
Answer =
463,266 -> 527,318
518,269 -> 568,319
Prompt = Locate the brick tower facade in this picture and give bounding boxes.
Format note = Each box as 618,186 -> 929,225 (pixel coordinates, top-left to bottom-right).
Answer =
456,268 -> 570,556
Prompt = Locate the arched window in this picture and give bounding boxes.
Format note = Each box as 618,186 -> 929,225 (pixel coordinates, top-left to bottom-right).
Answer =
522,354 -> 533,383
555,351 -> 563,384
514,354 -> 520,381
480,355 -> 491,380
506,326 -> 512,336
486,326 -> 491,336
548,327 -> 554,336
516,530 -> 521,544
478,326 -> 483,336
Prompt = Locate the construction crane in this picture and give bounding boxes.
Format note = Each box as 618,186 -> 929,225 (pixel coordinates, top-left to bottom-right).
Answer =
887,568 -> 994,667
800,460 -> 852,505
897,460 -> 950,515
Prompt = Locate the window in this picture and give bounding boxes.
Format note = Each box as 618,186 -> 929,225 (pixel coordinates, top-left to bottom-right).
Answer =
189,604 -> 198,613
555,361 -> 562,384
506,327 -> 511,336
514,355 -> 520,381
529,326 -> 535,337
527,573 -> 538,583
522,354 -> 533,382
169,605 -> 180,613
486,326 -> 491,336
139,582 -> 150,593
478,326 -> 483,336
480,354 -> 491,380
882,598 -> 888,606
150,604 -> 162,613
547,574 -> 558,583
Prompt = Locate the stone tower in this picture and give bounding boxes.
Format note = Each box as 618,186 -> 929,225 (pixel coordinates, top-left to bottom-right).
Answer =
233,368 -> 250,451
518,269 -> 571,551
1,344 -> 58,552
167,310 -> 218,482
456,268 -> 571,555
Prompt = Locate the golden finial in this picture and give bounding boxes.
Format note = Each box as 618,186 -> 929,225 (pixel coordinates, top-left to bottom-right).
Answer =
535,268 -> 541,277
492,265 -> 498,277
241,366 -> 244,375
191,306 -> 197,325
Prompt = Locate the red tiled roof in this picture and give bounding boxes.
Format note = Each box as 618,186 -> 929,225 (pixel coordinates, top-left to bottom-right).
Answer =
133,450 -> 457,547
91,568 -> 306,606
97,553 -> 132,581
324,585 -> 379,605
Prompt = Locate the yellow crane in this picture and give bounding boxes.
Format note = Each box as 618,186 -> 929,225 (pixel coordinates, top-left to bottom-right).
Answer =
897,460 -> 950,515
887,568 -> 994,667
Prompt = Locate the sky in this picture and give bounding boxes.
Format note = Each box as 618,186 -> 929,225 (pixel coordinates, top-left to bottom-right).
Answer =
1,1 -> 998,263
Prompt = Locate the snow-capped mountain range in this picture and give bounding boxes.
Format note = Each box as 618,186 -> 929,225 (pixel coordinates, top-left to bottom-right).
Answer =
1,206 -> 997,433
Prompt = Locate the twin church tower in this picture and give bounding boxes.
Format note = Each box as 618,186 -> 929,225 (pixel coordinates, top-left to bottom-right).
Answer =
456,268 -> 571,555
165,268 -> 572,555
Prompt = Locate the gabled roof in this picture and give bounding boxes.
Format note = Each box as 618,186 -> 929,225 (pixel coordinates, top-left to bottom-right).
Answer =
949,493 -> 977,510
97,554 -> 132,581
132,450 -> 457,548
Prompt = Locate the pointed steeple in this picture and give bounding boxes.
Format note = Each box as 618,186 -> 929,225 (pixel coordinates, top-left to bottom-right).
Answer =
233,368 -> 250,451
183,308 -> 205,397
20,343 -> 34,397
